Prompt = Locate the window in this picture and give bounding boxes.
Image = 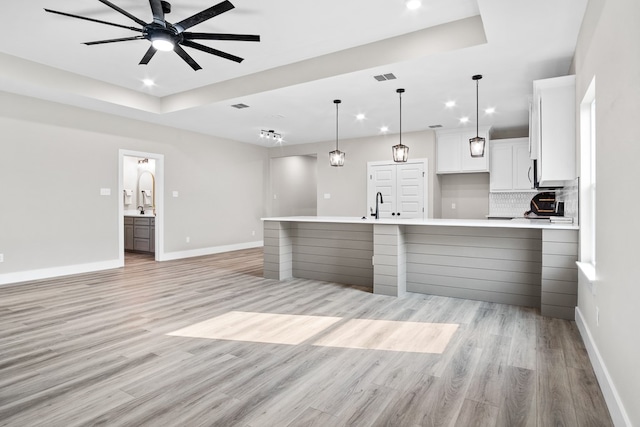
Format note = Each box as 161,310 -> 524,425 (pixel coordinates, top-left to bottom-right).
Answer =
579,77 -> 596,269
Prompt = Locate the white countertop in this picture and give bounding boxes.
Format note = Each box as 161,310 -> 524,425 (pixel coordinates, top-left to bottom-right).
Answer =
261,216 -> 578,230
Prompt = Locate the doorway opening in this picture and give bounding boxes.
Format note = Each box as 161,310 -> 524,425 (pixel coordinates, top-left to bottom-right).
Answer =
118,150 -> 165,265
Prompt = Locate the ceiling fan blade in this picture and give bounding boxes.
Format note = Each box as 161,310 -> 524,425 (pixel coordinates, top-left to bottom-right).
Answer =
149,0 -> 166,27
97,0 -> 148,27
44,9 -> 142,32
181,40 -> 243,63
173,45 -> 202,71
140,46 -> 158,65
174,0 -> 234,32
182,32 -> 260,42
84,36 -> 145,46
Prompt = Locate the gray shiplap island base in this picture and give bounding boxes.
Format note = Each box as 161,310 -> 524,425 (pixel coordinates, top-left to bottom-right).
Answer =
263,217 -> 579,320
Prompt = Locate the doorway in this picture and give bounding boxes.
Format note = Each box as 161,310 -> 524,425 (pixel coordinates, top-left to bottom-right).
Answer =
118,149 -> 164,265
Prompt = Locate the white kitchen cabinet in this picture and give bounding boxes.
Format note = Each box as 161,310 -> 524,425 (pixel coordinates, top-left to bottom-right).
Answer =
490,138 -> 534,192
367,160 -> 427,219
436,127 -> 491,174
530,75 -> 576,187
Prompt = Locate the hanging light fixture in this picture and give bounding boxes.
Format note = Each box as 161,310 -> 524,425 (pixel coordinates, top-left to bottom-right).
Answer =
329,99 -> 345,167
392,88 -> 409,162
469,74 -> 486,158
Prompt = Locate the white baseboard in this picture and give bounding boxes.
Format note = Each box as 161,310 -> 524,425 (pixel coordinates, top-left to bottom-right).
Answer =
160,241 -> 263,261
0,260 -> 122,286
575,307 -> 631,427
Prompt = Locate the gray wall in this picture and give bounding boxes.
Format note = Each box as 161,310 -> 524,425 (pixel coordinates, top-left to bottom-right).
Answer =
440,173 -> 490,219
572,0 -> 640,424
270,155 -> 318,217
0,92 -> 269,275
268,130 -> 441,219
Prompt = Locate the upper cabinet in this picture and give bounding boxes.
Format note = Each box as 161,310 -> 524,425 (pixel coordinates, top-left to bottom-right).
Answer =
530,75 -> 576,187
490,138 -> 535,192
436,127 -> 491,174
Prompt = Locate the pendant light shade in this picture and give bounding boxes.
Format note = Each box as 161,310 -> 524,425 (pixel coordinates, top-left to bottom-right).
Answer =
329,99 -> 345,167
392,88 -> 409,162
469,74 -> 486,158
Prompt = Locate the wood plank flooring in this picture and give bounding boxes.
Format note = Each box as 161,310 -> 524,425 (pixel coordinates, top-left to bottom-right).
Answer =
0,249 -> 612,426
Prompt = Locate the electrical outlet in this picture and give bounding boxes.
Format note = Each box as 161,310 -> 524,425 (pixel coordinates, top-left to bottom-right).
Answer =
0,254 -> 4,263
451,203 -> 457,210
596,306 -> 600,326
252,230 -> 256,236
186,237 -> 190,243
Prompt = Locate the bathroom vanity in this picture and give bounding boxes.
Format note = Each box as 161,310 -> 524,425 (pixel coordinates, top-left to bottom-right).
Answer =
124,215 -> 155,254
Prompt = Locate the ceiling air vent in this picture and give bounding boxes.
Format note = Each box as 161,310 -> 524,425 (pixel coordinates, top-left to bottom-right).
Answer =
231,103 -> 250,109
429,125 -> 443,129
373,73 -> 397,82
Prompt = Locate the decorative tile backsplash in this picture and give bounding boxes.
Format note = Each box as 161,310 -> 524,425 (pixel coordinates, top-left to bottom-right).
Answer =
556,178 -> 579,224
489,192 -> 536,217
489,178 -> 579,221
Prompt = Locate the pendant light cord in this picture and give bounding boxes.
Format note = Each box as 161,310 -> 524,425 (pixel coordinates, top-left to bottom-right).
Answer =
476,78 -> 479,137
334,99 -> 341,151
397,88 -> 405,146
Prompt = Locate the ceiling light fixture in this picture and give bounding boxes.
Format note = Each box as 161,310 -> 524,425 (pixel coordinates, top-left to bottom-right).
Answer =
356,113 -> 366,121
142,78 -> 155,87
392,88 -> 409,162
459,117 -> 470,124
260,129 -> 283,143
406,0 -> 422,10
469,74 -> 486,158
150,34 -> 175,52
329,100 -> 345,167
380,126 -> 389,133
485,107 -> 496,114
445,100 -> 456,108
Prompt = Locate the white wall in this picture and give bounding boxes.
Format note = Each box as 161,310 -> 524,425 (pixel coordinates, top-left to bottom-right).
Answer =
268,130 -> 441,219
0,92 -> 269,280
572,0 -> 640,425
270,155 -> 318,216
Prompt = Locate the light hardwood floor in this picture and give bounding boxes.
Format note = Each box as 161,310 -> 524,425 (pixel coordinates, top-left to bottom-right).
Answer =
0,249 -> 612,426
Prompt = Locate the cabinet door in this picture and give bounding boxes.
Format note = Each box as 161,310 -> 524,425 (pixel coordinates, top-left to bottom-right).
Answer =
396,163 -> 424,219
150,226 -> 155,253
124,224 -> 134,250
460,129 -> 489,172
489,142 -> 513,191
513,142 -> 534,190
368,164 -> 396,218
436,133 -> 461,173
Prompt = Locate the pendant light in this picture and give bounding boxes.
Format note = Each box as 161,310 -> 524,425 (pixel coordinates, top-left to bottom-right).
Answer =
469,74 -> 485,158
329,99 -> 345,167
392,88 -> 409,162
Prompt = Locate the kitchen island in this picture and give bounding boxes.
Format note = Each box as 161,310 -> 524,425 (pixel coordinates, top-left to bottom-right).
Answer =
263,216 -> 579,319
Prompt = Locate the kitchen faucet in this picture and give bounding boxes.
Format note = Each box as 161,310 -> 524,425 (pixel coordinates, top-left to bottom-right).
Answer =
137,205 -> 145,215
372,192 -> 383,219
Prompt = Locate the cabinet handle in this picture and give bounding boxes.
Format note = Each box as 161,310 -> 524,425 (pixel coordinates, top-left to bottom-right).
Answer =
397,212 -> 401,216
392,212 -> 396,216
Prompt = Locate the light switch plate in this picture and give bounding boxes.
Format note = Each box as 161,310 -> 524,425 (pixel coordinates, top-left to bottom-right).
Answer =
172,191 -> 179,198
324,193 -> 331,199
100,188 -> 111,196
0,254 -> 4,263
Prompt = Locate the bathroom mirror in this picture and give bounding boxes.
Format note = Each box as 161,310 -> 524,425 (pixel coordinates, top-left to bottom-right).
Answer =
138,171 -> 155,208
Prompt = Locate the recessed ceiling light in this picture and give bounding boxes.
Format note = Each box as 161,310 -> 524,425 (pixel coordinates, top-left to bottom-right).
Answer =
459,117 -> 470,124
445,100 -> 456,108
356,113 -> 366,121
485,107 -> 496,114
380,126 -> 389,133
406,0 -> 422,10
142,79 -> 155,87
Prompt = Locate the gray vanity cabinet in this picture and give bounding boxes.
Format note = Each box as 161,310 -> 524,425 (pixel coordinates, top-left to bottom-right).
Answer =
125,216 -> 155,254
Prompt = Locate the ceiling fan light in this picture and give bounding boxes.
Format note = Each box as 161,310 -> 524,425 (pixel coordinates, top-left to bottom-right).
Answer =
152,38 -> 174,51
469,136 -> 486,157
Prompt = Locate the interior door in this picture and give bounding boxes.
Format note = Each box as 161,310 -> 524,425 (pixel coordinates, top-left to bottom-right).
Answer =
396,163 -> 424,219
368,164 -> 396,218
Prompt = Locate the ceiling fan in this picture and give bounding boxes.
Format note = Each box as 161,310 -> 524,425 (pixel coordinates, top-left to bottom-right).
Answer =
44,0 -> 260,71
